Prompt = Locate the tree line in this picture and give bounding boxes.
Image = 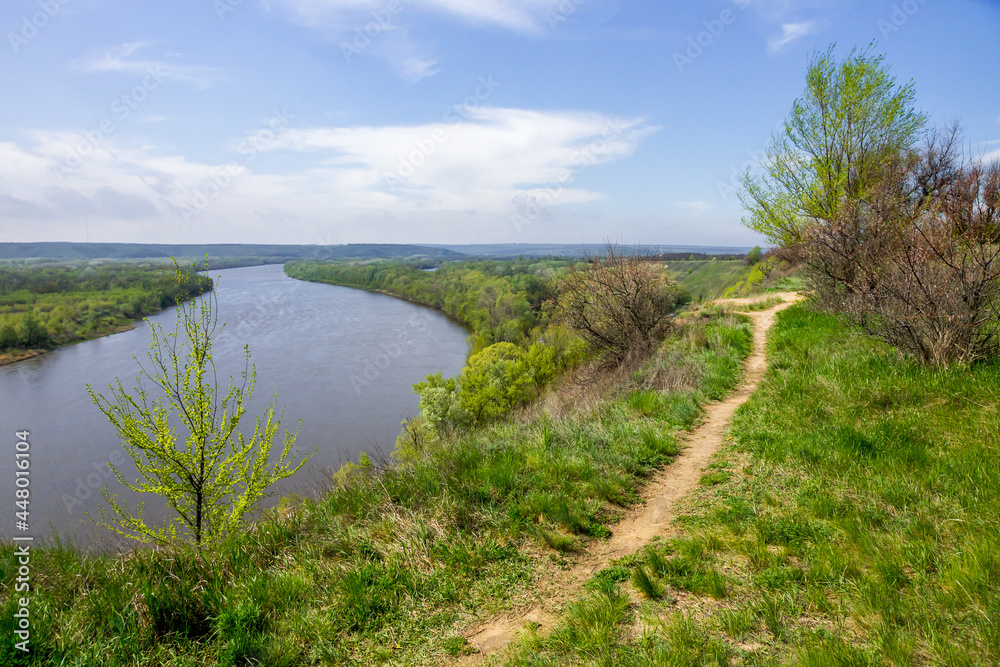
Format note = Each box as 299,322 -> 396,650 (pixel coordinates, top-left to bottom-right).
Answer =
288,250 -> 687,440
0,263 -> 211,353
285,258 -> 570,352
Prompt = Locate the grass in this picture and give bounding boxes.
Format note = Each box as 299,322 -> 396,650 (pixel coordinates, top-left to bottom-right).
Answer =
732,295 -> 785,311
0,310 -> 753,666
504,302 -> 1000,665
668,260 -> 752,302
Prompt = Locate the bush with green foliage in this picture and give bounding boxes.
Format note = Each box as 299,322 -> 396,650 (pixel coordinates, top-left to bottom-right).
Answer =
415,341 -> 558,432
87,266 -> 308,546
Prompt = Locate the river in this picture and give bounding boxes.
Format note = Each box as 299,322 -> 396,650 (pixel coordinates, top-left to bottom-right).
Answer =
0,264 -> 469,549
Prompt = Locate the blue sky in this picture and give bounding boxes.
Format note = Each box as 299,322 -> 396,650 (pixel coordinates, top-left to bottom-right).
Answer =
0,0 -> 998,246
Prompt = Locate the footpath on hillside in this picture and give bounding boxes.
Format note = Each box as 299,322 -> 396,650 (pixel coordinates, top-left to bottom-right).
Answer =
458,293 -> 801,664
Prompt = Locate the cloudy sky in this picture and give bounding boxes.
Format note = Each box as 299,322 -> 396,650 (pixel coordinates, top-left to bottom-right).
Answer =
1,0 -> 998,246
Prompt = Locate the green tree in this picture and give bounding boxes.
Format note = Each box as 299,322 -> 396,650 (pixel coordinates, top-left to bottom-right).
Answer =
16,311 -> 50,348
0,323 -> 17,351
739,45 -> 927,248
414,371 -> 468,433
459,342 -> 545,424
88,265 -> 309,546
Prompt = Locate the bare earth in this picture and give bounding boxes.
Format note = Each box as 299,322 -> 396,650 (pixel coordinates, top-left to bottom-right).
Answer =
459,294 -> 800,663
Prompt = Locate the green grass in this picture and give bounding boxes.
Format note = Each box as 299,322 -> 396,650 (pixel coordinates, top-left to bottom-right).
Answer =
505,302 -> 1000,665
0,310 -> 753,666
733,295 -> 786,311
668,260 -> 751,302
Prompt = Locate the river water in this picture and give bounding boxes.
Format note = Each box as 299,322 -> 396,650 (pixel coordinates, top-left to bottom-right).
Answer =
0,264 -> 468,548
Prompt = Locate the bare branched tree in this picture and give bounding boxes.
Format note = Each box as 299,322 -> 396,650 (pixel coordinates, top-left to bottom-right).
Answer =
805,126 -> 1000,365
559,243 -> 683,365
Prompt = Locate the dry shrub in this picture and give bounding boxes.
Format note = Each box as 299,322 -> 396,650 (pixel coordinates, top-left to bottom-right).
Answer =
559,243 -> 684,366
804,126 -> 1000,365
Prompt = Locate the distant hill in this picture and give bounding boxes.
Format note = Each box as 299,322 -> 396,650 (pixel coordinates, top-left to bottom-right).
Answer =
0,243 -> 467,262
424,243 -> 754,258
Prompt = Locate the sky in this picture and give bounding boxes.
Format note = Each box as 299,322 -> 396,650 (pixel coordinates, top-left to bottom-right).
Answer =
0,0 -> 998,247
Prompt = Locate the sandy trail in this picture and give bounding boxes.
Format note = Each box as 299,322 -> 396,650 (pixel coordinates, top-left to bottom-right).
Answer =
459,294 -> 799,662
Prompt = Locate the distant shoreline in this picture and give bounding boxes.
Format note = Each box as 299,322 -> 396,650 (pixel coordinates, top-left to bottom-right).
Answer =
0,322 -> 138,367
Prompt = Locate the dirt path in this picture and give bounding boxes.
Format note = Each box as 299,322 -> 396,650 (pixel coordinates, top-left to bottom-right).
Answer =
459,294 -> 799,663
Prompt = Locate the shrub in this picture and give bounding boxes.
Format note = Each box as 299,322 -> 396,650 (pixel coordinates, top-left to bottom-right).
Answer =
415,342 -> 558,430
806,127 -> 1000,365
559,243 -> 683,364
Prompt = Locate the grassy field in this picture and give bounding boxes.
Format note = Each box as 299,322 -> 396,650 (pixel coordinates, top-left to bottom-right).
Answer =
503,304 -> 1000,665
668,260 -> 752,302
0,310 -> 752,666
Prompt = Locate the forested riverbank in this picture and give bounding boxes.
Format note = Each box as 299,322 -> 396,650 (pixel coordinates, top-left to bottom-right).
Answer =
0,263 -> 211,364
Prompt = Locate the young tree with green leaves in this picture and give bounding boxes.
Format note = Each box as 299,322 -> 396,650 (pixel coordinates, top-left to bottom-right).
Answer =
740,44 -> 927,248
88,265 -> 309,547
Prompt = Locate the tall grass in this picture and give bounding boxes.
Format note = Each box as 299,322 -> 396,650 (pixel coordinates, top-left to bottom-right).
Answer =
0,310 -> 753,666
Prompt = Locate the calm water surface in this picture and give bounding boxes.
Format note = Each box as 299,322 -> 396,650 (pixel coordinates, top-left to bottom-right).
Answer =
0,264 -> 468,548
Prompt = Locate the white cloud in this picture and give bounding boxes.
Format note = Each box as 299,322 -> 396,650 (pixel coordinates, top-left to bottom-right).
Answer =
397,56 -> 440,84
271,0 -> 556,33
270,0 -> 564,82
0,108 -> 656,242
75,42 -> 219,89
767,21 -> 816,52
980,147 -> 1000,165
